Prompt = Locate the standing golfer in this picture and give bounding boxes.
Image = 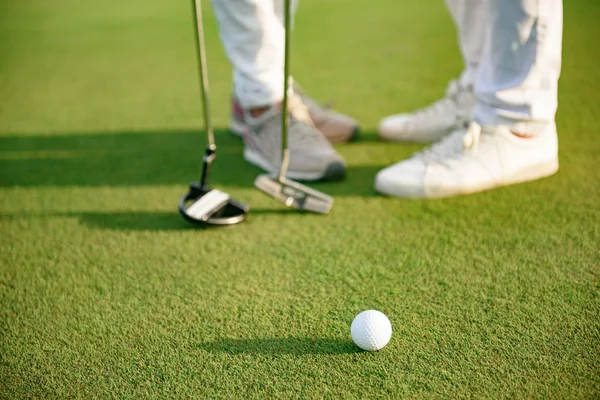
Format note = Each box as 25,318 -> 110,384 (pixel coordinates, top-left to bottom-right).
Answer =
210,0 -> 358,182
376,0 -> 563,198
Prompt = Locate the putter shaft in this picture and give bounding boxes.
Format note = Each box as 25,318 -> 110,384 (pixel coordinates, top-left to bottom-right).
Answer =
191,0 -> 215,149
180,0 -> 249,226
279,0 -> 292,182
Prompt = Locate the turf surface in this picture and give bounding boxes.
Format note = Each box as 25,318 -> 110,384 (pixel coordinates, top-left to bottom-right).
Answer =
1,0 -> 599,398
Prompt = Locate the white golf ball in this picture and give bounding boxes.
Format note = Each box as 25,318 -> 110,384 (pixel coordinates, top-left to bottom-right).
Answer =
351,310 -> 392,351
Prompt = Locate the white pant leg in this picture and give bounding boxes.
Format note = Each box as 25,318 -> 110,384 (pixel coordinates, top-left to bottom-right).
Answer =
211,0 -> 285,108
475,0 -> 563,132
273,0 -> 299,93
445,0 -> 487,88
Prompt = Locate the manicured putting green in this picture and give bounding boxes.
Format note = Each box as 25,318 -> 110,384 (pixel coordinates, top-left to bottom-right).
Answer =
1,0 -> 598,397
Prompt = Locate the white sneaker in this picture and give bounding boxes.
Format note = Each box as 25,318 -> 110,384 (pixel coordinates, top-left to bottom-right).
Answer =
378,80 -> 475,142
375,122 -> 559,198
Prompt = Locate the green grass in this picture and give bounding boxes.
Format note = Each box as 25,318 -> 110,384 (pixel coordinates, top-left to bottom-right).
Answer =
1,0 -> 599,398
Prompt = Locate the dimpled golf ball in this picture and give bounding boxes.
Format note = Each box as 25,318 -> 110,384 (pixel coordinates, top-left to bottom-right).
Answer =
351,310 -> 392,351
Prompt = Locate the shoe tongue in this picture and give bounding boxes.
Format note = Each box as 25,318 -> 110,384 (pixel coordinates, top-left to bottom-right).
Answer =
288,94 -> 313,124
418,128 -> 466,163
446,79 -> 474,102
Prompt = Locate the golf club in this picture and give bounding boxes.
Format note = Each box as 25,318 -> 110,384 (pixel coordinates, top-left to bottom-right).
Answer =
179,0 -> 249,226
253,0 -> 334,214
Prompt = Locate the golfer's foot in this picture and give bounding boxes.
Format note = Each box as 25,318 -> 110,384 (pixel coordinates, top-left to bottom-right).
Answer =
293,84 -> 359,144
378,79 -> 475,142
375,122 -> 559,198
230,90 -> 359,144
242,102 -> 346,182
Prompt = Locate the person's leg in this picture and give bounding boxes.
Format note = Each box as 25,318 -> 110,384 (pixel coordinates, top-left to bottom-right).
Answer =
476,0 -> 562,134
446,0 -> 487,89
376,0 -> 562,198
226,0 -> 358,143
378,0 -> 485,142
211,0 -> 285,108
211,0 -> 347,181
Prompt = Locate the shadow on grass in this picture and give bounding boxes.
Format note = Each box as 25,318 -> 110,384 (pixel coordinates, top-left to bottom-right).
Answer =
0,129 -> 385,197
0,129 -> 251,187
74,209 -> 305,231
75,211 -> 193,231
1,208 -> 308,231
199,337 -> 360,356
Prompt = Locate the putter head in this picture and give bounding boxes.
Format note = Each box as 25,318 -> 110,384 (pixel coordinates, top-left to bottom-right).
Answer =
179,182 -> 249,226
254,174 -> 333,214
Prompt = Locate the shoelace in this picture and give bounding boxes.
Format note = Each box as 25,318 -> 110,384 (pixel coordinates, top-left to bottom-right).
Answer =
411,98 -> 456,122
289,118 -> 330,148
286,95 -> 331,147
288,94 -> 313,125
410,80 -> 460,122
417,122 -> 482,165
259,105 -> 328,148
462,122 -> 481,151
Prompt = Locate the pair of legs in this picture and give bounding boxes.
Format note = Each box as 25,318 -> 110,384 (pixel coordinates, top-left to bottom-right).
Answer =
211,0 -> 563,197
377,0 -> 562,197
211,0 -> 357,182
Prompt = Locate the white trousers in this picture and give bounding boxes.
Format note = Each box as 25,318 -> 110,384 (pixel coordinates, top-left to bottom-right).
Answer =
211,0 -> 298,108
212,0 -> 562,131
445,0 -> 487,89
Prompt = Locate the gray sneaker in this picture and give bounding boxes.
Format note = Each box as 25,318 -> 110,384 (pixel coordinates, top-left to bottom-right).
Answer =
242,104 -> 346,182
293,85 -> 359,144
230,89 -> 359,144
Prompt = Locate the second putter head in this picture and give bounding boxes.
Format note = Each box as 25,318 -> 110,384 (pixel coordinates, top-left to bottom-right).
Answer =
254,173 -> 333,214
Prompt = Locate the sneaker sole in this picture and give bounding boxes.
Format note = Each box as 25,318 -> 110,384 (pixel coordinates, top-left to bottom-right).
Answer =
244,147 -> 346,182
376,159 -> 559,198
